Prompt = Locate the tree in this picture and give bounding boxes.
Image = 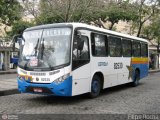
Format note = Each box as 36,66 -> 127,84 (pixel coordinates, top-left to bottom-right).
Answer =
36,0 -> 99,24
0,0 -> 23,33
21,0 -> 39,19
131,0 -> 159,37
7,20 -> 34,37
105,1 -> 138,30
142,15 -> 160,69
36,0 -> 139,30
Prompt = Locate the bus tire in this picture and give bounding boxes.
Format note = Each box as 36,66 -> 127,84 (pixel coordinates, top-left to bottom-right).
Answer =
88,75 -> 101,98
131,70 -> 140,87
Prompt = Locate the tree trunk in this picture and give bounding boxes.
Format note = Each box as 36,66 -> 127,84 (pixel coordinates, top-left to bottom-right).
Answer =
109,22 -> 114,30
65,0 -> 71,22
137,22 -> 143,37
4,26 -> 7,35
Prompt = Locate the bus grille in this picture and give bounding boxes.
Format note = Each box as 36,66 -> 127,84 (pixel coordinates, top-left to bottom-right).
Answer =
30,72 -> 46,76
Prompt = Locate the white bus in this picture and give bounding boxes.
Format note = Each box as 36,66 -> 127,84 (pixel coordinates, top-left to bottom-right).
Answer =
17,23 -> 149,97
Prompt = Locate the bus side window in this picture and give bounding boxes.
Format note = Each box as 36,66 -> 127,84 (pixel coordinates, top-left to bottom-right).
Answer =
141,43 -> 148,57
108,36 -> 122,57
122,39 -> 132,57
72,35 -> 90,70
91,33 -> 107,57
132,41 -> 141,57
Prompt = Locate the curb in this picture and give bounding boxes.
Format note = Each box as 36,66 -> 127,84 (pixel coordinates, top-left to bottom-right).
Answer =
149,69 -> 160,73
0,71 -> 17,75
0,89 -> 19,96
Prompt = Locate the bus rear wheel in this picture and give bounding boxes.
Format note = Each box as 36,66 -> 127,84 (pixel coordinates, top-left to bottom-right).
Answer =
131,70 -> 140,87
88,75 -> 101,98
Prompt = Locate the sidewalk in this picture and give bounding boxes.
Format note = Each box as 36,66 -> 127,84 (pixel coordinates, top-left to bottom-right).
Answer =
0,69 -> 160,96
148,69 -> 160,73
0,69 -> 18,96
0,69 -> 17,75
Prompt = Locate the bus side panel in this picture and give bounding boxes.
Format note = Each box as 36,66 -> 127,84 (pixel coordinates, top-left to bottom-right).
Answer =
91,57 -> 118,89
91,57 -> 133,89
116,58 -> 133,85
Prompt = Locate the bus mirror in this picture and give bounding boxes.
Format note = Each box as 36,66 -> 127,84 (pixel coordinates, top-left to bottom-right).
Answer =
12,35 -> 24,52
18,38 -> 25,46
13,42 -> 16,52
75,30 -> 82,38
12,35 -> 19,52
74,30 -> 84,50
78,39 -> 84,51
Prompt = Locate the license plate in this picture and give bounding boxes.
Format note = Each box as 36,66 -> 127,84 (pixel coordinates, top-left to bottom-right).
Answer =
33,88 -> 43,93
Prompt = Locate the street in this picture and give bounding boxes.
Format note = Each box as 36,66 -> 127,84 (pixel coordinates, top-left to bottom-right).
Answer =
0,73 -> 160,114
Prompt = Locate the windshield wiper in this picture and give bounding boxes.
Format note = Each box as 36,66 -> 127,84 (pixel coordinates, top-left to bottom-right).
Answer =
34,38 -> 39,56
40,39 -> 45,59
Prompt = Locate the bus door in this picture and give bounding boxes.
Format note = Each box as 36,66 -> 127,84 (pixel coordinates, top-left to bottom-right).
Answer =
106,36 -> 124,87
72,30 -> 91,95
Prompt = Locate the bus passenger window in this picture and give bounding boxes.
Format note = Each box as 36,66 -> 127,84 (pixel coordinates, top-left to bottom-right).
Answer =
132,41 -> 141,57
122,39 -> 132,57
108,36 -> 122,57
91,33 -> 107,56
141,43 -> 148,57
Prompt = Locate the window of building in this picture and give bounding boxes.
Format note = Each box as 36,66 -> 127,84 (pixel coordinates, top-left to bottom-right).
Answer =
108,36 -> 122,57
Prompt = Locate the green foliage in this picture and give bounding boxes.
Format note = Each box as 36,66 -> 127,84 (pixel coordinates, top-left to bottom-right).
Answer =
36,0 -> 138,30
130,0 -> 159,37
0,0 -> 22,26
105,1 -> 138,30
36,0 -> 101,24
143,18 -> 160,41
7,20 -> 34,37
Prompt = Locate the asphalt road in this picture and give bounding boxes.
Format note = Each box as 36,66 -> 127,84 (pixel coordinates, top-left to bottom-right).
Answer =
0,73 -> 160,116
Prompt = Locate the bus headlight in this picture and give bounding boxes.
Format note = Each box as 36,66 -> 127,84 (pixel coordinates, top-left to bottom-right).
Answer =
54,73 -> 70,84
18,75 -> 23,80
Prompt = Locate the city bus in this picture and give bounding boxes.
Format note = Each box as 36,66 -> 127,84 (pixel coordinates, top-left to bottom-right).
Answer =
16,23 -> 149,98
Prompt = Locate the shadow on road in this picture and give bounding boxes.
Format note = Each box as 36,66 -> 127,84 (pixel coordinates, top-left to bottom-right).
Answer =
25,82 -> 145,105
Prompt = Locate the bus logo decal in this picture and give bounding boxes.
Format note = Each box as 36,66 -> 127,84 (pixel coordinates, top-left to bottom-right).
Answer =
98,62 -> 108,66
114,63 -> 123,69
126,61 -> 134,80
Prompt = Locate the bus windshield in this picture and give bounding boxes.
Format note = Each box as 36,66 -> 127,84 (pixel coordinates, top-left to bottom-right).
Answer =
19,27 -> 72,70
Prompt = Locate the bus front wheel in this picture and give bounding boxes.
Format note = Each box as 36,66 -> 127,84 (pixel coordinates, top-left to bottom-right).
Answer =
131,70 -> 140,87
88,75 -> 101,98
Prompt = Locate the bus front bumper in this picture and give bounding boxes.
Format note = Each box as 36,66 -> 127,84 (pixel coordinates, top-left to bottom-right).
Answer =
17,76 -> 72,96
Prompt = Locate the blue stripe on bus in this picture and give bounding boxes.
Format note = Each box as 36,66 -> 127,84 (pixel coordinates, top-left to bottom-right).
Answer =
17,76 -> 72,96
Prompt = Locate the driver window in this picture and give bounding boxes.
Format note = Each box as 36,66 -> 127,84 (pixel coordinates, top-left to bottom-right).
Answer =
72,35 -> 90,70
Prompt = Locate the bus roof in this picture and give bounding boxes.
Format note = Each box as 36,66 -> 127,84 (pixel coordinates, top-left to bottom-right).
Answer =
25,23 -> 148,43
